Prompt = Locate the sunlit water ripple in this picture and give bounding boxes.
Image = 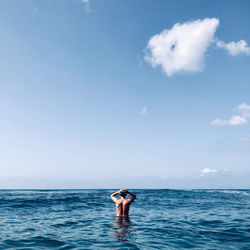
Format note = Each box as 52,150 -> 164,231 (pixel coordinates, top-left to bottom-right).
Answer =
0,189 -> 249,249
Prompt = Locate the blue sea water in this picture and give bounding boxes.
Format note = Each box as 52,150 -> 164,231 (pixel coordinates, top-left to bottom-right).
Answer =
0,189 -> 249,249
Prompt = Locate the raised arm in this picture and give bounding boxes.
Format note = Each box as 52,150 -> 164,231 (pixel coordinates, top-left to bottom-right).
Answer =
110,190 -> 120,203
126,190 -> 136,203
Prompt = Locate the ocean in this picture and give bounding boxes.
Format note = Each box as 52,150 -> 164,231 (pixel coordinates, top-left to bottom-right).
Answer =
0,189 -> 249,249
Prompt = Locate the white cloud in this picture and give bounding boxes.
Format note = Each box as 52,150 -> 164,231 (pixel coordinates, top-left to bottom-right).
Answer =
217,40 -> 250,56
211,119 -> 228,126
141,107 -> 147,116
238,103 -> 250,111
211,103 -> 250,126
237,103 -> 250,118
145,18 -> 219,76
200,168 -> 218,174
211,115 -> 247,126
82,0 -> 90,12
229,115 -> 248,125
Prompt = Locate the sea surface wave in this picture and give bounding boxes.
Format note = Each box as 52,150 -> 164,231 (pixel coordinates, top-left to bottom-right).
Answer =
0,189 -> 249,249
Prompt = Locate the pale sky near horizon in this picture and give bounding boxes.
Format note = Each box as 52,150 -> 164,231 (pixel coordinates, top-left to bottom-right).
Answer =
0,0 -> 250,185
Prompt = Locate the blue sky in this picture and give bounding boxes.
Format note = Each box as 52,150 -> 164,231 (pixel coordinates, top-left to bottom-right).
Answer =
0,0 -> 249,188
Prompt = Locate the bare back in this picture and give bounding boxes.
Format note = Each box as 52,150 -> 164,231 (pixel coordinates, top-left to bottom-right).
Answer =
110,189 -> 136,217
115,198 -> 131,217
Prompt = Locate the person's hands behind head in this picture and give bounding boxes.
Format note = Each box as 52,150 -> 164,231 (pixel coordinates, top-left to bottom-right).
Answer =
119,189 -> 127,194
119,188 -> 128,194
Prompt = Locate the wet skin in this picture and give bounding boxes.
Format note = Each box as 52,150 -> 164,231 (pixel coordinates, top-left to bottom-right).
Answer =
110,189 -> 136,217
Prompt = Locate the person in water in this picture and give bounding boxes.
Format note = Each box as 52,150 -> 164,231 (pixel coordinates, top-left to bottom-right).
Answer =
110,189 -> 136,217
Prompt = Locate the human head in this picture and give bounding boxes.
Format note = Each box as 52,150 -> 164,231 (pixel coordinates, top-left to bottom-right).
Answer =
119,191 -> 127,198
119,189 -> 127,198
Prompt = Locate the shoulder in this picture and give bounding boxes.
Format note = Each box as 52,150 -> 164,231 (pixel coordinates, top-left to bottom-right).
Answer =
124,199 -> 132,204
127,196 -> 136,204
110,195 -> 120,204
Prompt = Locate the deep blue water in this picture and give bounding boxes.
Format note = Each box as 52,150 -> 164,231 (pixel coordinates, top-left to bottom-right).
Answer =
0,189 -> 249,249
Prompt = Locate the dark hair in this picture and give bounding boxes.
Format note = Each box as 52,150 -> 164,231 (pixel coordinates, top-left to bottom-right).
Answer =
120,192 -> 127,198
